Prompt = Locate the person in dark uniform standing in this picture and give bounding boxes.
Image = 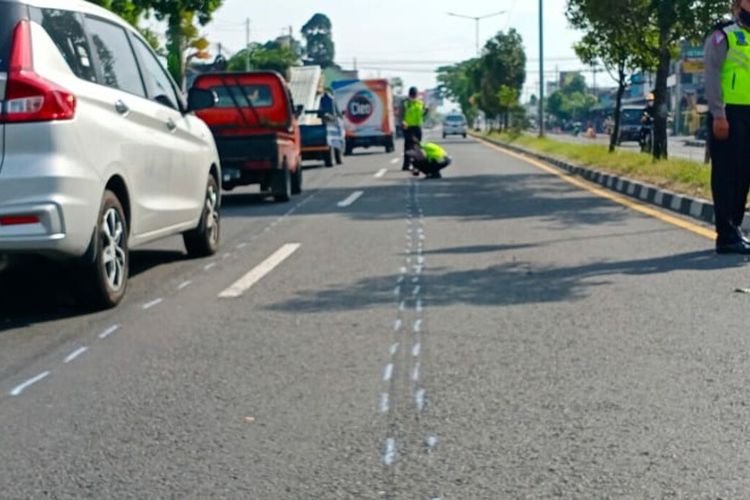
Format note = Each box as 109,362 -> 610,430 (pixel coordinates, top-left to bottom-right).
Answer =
705,0 -> 750,254
401,86 -> 427,171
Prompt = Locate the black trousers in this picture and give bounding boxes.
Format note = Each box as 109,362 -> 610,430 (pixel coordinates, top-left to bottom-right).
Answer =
403,126 -> 423,167
709,105 -> 750,242
412,157 -> 452,175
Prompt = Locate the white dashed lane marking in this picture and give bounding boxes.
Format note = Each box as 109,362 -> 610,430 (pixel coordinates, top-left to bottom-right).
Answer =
219,243 -> 301,299
142,298 -> 163,310
98,325 -> 120,339
10,371 -> 50,396
375,168 -> 388,178
63,347 -> 89,364
337,190 -> 364,208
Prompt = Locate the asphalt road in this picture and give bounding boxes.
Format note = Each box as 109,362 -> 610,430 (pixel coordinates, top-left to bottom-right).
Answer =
2,130 -> 750,499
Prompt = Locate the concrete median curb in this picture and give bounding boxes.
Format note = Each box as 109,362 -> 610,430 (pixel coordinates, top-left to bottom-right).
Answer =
475,134 -> 717,228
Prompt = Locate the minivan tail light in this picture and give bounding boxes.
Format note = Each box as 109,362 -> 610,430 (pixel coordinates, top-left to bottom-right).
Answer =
1,20 -> 76,124
0,215 -> 40,226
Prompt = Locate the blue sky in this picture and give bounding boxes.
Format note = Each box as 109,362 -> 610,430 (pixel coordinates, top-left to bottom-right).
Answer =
201,0 -> 606,100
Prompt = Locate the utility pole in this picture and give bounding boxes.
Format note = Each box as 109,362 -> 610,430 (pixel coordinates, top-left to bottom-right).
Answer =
538,0 -> 545,137
245,18 -> 251,71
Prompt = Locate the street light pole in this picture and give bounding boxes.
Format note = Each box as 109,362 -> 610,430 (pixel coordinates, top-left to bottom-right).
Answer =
447,11 -> 507,57
538,0 -> 544,138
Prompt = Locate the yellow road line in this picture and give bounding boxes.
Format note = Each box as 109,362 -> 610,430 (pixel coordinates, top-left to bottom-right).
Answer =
478,138 -> 716,241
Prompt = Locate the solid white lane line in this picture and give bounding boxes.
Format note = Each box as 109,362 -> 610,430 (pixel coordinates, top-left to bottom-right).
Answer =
384,438 -> 397,465
375,168 -> 388,178
337,190 -> 364,208
64,346 -> 89,364
412,363 -> 420,382
10,371 -> 50,396
177,280 -> 192,290
383,363 -> 394,382
143,298 -> 163,310
219,243 -> 301,299
98,325 -> 120,339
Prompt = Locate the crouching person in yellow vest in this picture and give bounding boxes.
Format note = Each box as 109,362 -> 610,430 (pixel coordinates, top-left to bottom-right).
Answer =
405,141 -> 452,179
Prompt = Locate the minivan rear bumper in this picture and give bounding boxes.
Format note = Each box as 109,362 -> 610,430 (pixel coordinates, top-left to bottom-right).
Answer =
0,171 -> 101,258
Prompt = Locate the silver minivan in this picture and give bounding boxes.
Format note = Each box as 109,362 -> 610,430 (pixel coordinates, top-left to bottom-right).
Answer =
442,113 -> 467,138
0,0 -> 222,308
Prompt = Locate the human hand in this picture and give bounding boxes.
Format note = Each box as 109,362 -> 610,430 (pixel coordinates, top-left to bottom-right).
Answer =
713,117 -> 730,141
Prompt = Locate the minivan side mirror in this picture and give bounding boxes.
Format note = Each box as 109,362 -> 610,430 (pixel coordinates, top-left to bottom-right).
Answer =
187,88 -> 218,112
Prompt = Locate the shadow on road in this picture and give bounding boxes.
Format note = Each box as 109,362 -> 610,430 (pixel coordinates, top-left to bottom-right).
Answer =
0,249 -> 187,331
268,250 -> 742,313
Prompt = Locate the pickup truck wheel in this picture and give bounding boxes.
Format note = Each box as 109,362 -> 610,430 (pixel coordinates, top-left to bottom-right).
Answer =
273,166 -> 292,202
82,190 -> 129,309
183,175 -> 220,258
324,147 -> 335,167
291,164 -> 303,195
335,148 -> 343,165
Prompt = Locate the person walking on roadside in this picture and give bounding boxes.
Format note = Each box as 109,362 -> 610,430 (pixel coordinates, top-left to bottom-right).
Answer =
401,86 -> 427,171
705,0 -> 750,254
406,140 -> 452,179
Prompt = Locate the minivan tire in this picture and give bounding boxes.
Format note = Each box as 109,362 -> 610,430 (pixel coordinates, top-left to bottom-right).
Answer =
324,147 -> 335,167
183,175 -> 220,258
335,148 -> 343,165
84,190 -> 129,309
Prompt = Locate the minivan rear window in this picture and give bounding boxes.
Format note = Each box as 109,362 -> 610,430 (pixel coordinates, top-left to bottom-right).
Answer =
30,8 -> 95,82
0,2 -> 28,73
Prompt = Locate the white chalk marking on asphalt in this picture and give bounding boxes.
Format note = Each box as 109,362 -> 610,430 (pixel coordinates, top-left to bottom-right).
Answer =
394,319 -> 403,331
413,286 -> 421,296
375,168 -> 388,178
10,371 -> 50,396
337,190 -> 364,208
426,435 -> 439,454
98,325 -> 120,339
64,346 -> 89,364
204,262 -> 217,271
219,243 -> 301,299
384,438 -> 397,465
414,319 -> 423,332
390,158 -> 400,165
142,298 -> 163,310
390,343 -> 400,356
177,280 -> 192,290
416,388 -> 427,412
380,393 -> 390,413
412,343 -> 421,357
383,363 -> 394,382
412,363 -> 420,382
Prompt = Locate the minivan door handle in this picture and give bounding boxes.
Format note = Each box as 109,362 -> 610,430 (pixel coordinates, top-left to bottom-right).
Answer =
114,100 -> 130,115
166,118 -> 177,132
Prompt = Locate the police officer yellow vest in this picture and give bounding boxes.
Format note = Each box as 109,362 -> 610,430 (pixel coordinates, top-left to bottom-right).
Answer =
423,143 -> 446,162
404,99 -> 425,127
721,23 -> 750,105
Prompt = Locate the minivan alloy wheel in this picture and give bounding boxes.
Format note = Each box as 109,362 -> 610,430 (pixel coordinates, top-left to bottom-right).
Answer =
205,182 -> 219,247
102,207 -> 126,291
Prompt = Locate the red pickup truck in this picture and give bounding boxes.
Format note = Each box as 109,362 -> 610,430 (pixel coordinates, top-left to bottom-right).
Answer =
192,72 -> 302,202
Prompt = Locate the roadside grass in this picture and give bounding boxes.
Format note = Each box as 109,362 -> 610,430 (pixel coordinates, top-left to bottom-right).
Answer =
485,132 -> 712,201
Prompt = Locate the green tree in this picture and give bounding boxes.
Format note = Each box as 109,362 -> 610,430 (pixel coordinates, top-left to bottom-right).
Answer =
477,29 -> 526,121
497,85 -> 519,131
145,0 -> 224,88
437,59 -> 480,126
545,74 -> 597,126
227,41 -> 301,76
89,0 -> 145,26
301,13 -> 336,68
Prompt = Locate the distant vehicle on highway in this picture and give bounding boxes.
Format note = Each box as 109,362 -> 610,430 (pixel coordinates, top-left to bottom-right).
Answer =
333,79 -> 396,155
0,0 -> 222,308
443,113 -> 468,138
192,71 -> 303,202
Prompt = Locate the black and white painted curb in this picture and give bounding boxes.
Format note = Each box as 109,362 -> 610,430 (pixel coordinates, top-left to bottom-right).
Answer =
477,135 -> 719,228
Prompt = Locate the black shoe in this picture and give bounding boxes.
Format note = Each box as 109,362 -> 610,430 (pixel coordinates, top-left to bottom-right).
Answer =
402,165 -> 411,171
716,239 -> 750,255
735,226 -> 750,244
